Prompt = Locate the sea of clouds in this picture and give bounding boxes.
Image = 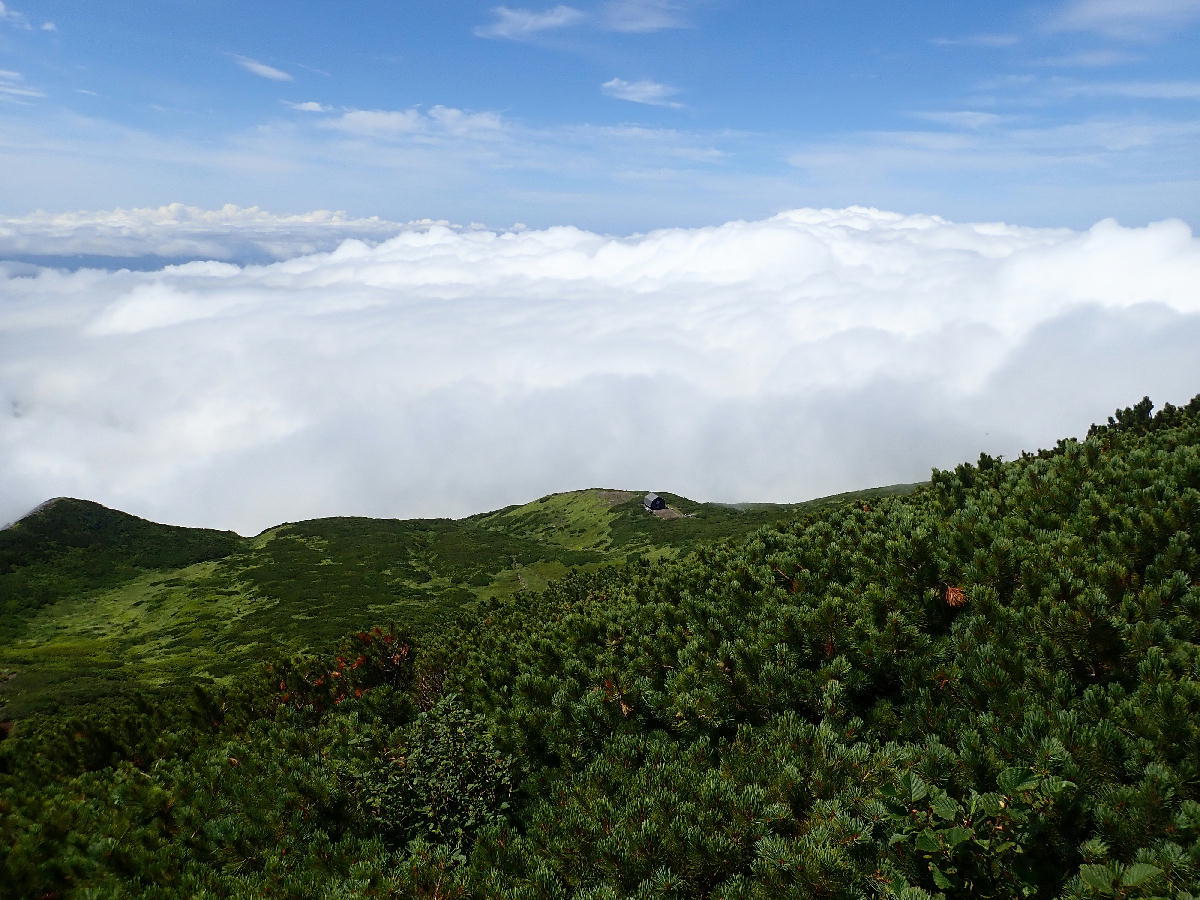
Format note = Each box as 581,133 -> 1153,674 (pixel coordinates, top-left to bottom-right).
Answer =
2,205 -> 1198,534
0,203 -> 468,267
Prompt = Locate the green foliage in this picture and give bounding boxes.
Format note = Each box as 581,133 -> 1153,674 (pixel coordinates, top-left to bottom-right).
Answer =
1,488 -> 851,719
0,498 -> 240,642
358,696 -> 514,851
3,396 -> 1200,897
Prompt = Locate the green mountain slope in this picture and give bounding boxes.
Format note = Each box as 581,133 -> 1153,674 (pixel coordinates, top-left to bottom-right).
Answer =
2,398 -> 1200,897
2,395 -> 1198,898
0,484 -> 919,718
0,498 -> 241,638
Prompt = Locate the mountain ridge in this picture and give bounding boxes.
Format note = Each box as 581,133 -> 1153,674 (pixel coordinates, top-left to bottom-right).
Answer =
0,483 -> 921,719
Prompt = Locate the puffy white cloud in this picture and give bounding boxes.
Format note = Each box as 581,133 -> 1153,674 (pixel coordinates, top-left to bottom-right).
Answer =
602,78 -> 683,108
2,206 -> 1198,534
474,5 -> 586,39
230,54 -> 293,82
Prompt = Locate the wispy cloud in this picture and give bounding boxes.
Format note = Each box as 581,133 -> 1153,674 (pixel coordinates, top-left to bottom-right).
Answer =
1033,49 -> 1140,67
1047,79 -> 1200,100
1049,0 -> 1200,39
601,0 -> 688,32
315,105 -> 506,139
475,1 -> 688,39
230,54 -> 294,82
914,111 -> 1009,130
789,115 -> 1200,182
0,101 -> 741,229
0,0 -> 53,31
932,33 -> 1020,48
284,100 -> 331,113
0,68 -> 43,102
474,5 -> 586,39
1,1 -> 25,27
602,77 -> 683,108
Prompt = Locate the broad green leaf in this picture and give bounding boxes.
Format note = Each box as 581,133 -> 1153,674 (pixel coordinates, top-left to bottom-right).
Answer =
902,772 -> 929,804
943,826 -> 972,848
931,866 -> 952,890
915,829 -> 941,852
1121,863 -> 1163,888
971,793 -> 1003,817
1079,863 -> 1117,892
998,767 -> 1039,794
931,794 -> 959,821
1041,777 -> 1075,796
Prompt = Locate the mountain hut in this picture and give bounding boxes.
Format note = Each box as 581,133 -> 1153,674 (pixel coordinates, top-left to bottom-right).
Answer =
643,493 -> 667,512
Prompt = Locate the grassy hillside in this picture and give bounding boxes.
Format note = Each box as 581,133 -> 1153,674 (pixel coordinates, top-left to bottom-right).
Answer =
0,484 -> 918,719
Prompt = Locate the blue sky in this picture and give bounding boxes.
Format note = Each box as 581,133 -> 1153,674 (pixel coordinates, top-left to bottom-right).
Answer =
1,0 -> 1199,230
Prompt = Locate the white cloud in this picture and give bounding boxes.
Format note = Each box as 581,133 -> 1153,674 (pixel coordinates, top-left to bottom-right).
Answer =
932,33 -> 1021,48
602,0 -> 687,32
321,108 -> 424,135
0,68 -> 43,102
0,203 -> 423,262
602,77 -> 683,108
474,5 -> 585,39
2,206 -> 1198,534
317,105 -> 506,138
230,54 -> 294,82
426,105 -> 505,135
0,104 -> 754,230
1033,49 -> 1139,66
475,1 -> 687,38
914,111 -> 1008,130
786,114 -> 1200,209
1049,0 -> 1200,38
1051,79 -> 1200,99
284,100 -> 331,113
0,1 -> 30,28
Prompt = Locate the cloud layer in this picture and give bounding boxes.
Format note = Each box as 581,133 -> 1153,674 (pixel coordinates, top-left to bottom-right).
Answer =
0,203 -> 451,265
2,206 -> 1198,533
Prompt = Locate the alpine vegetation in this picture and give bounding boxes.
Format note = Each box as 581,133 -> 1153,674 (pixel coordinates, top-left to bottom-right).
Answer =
2,395 -> 1199,897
